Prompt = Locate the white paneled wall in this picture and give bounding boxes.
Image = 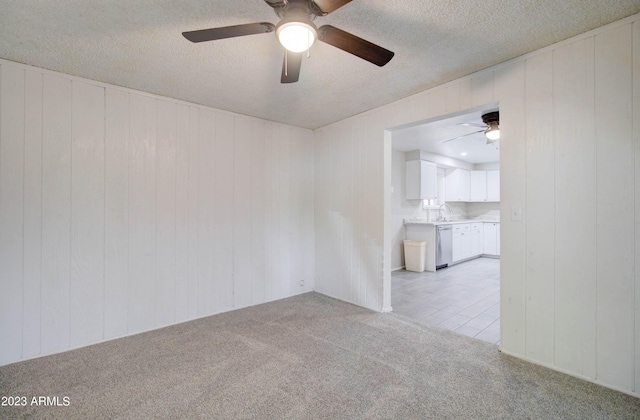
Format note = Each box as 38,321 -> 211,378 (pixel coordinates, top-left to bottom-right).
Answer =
0,60 -> 314,366
314,14 -> 640,396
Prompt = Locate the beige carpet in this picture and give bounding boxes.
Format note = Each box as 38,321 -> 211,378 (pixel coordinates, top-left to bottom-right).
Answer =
0,292 -> 638,419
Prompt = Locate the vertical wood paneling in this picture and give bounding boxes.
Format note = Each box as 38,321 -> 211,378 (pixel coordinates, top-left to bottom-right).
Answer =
459,77 -> 472,110
128,94 -> 157,334
353,117 -> 366,307
328,123 -> 344,300
366,112 -> 385,310
299,128 -> 315,292
471,70 -> 494,107
276,124 -> 291,298
264,123 -> 278,301
156,99 -> 177,327
524,51 -> 555,364
0,59 -> 316,367
104,88 -> 129,339
382,127 -> 392,311
344,122 -> 356,302
188,106 -> 200,319
494,60 -> 526,355
402,92 -> 427,126
70,81 -> 105,347
553,39 -> 597,378
175,104 -> 190,322
293,127 -> 313,294
338,122 -> 350,300
250,120 -> 266,304
446,82 -> 461,114
428,88 -> 448,121
313,128 -> 326,296
287,128 -> 305,294
0,64 -> 25,363
41,74 -> 72,354
197,108 -> 215,315
318,125 -> 333,298
23,70 -> 43,358
213,112 -> 234,311
594,23 -> 634,390
634,20 -> 640,395
233,117 -> 253,308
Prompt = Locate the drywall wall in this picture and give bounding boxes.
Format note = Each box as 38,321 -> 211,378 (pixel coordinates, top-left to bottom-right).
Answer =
0,60 -> 315,366
314,14 -> 640,396
390,150 -> 428,270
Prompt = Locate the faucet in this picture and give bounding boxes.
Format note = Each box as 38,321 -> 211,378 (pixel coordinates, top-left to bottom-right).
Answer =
437,203 -> 452,221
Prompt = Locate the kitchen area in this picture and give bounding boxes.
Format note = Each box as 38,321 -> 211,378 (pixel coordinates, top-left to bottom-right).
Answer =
404,164 -> 500,272
390,108 -> 501,344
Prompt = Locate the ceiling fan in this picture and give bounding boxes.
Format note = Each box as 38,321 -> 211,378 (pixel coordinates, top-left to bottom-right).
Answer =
443,112 -> 500,144
182,0 -> 394,83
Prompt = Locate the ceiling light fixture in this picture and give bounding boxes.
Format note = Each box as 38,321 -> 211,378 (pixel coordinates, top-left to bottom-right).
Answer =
484,122 -> 500,142
481,111 -> 500,143
276,20 -> 318,52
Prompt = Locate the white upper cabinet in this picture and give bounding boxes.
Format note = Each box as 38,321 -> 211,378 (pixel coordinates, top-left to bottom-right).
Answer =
406,160 -> 437,200
448,168 -> 500,202
486,170 -> 500,201
445,168 -> 470,202
469,171 -> 487,201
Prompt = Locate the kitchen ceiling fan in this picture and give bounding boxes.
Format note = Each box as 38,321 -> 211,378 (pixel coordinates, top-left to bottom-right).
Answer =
182,0 -> 394,83
443,112 -> 500,144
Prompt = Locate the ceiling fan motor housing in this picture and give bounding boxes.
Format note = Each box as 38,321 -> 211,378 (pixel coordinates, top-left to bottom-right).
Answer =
270,0 -> 317,19
481,111 -> 499,125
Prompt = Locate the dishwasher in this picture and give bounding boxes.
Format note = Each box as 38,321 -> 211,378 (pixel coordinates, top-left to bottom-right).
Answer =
436,225 -> 453,269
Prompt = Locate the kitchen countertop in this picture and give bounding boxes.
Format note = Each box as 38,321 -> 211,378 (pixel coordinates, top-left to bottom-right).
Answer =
404,219 -> 500,226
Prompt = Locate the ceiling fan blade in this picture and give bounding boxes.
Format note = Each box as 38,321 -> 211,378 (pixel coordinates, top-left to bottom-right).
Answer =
311,0 -> 353,15
182,22 -> 275,43
281,50 -> 303,83
442,130 -> 484,143
459,122 -> 487,128
318,25 -> 394,67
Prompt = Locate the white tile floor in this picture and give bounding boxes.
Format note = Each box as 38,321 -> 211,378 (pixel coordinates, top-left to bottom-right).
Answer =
391,257 -> 500,345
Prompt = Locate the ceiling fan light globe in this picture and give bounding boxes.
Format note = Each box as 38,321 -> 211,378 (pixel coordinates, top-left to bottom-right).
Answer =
485,129 -> 500,142
484,122 -> 500,142
277,22 -> 317,52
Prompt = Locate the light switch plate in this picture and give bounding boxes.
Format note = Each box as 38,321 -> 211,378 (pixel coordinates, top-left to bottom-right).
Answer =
511,207 -> 522,222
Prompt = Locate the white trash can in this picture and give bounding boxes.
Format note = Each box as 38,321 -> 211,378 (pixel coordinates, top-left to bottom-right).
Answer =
403,240 -> 426,272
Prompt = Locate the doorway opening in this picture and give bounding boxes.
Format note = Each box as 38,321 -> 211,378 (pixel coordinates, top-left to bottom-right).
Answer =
386,104 -> 501,345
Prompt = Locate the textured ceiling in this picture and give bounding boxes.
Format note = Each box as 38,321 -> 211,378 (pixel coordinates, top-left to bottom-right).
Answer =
0,1 -> 638,129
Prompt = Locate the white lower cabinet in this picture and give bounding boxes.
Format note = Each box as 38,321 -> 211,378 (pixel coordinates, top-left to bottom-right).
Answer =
483,222 -> 500,256
452,224 -> 471,262
449,221 -> 499,264
470,223 -> 483,256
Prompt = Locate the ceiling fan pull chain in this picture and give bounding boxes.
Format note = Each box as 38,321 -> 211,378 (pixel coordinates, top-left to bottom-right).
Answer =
285,49 -> 288,76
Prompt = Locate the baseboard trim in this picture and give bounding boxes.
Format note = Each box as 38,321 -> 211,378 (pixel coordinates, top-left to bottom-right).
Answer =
499,349 -> 640,399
